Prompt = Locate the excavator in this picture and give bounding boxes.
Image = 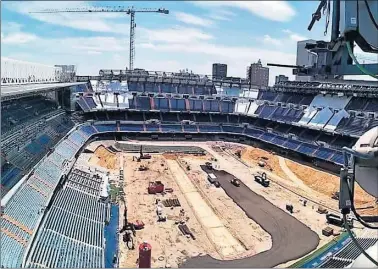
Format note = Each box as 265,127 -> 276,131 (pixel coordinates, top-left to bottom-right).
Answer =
119,200 -> 145,250
132,145 -> 152,162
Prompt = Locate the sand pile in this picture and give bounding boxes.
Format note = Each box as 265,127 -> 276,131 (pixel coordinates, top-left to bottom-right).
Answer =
285,159 -> 377,215
89,145 -> 118,170
239,147 -> 289,180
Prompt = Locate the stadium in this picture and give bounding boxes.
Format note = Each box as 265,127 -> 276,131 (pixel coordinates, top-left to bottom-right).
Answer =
1,1 -> 378,268
1,65 -> 378,268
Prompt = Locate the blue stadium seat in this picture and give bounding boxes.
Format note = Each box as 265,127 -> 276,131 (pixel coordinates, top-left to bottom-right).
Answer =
198,125 -> 221,132
120,124 -> 144,132
94,124 -> 117,132
314,148 -> 335,160
260,133 -> 276,142
25,141 -> 44,155
80,125 -> 98,136
258,91 -> 277,101
161,124 -> 182,132
297,143 -> 317,155
284,139 -> 301,150
182,125 -> 198,132
330,152 -> 344,164
271,135 -> 287,146
222,125 -> 243,134
37,134 -> 51,146
136,96 -> 151,110
244,128 -> 263,138
145,124 -> 160,132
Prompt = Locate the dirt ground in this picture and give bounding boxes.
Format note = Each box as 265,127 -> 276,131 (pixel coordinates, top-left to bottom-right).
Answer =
178,155 -> 272,257
118,154 -> 218,268
285,159 -> 377,215
237,146 -> 290,181
231,145 -> 377,216
88,145 -> 118,171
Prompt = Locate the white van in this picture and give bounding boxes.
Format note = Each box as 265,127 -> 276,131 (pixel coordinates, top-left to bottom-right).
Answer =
207,173 -> 217,184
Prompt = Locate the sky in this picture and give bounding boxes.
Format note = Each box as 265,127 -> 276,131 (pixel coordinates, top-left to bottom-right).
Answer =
1,1 -> 376,85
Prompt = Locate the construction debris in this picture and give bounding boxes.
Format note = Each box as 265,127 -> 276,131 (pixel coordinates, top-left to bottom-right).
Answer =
331,192 -> 339,201
162,198 -> 181,207
317,206 -> 328,214
322,227 -> 334,237
178,224 -> 196,240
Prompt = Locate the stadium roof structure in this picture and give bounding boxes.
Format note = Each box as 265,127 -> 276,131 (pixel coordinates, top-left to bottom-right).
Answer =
0,82 -> 87,101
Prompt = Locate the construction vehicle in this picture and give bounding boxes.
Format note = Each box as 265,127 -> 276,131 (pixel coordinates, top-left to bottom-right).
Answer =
230,177 -> 240,187
254,172 -> 270,187
286,204 -> 294,214
148,181 -> 164,194
156,203 -> 167,222
205,162 -> 213,170
214,181 -> 221,188
326,213 -> 353,228
133,220 -> 145,230
139,145 -> 151,160
207,173 -> 217,184
138,165 -> 148,171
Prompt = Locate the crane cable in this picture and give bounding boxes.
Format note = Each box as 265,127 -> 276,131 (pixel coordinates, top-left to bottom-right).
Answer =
323,0 -> 331,36
346,42 -> 378,79
363,0 -> 378,30
346,177 -> 378,230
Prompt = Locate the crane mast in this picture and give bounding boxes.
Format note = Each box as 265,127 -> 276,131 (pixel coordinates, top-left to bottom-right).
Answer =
29,6 -> 169,70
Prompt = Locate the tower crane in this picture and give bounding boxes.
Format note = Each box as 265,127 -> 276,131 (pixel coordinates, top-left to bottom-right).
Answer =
30,6 -> 169,70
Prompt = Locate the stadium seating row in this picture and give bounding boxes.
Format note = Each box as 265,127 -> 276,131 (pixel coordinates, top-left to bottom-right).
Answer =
128,81 -> 216,95
79,122 -> 345,165
319,237 -> 378,268
1,113 -> 75,198
1,96 -> 58,135
79,92 -> 378,137
26,166 -> 107,268
0,127 -> 86,268
127,96 -> 235,113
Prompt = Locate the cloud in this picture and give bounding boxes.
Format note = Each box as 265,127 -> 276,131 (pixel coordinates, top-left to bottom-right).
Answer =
142,27 -> 213,44
207,9 -> 236,21
3,1 -> 129,34
174,12 -> 214,27
192,1 -> 296,22
262,35 -> 283,47
1,22 -> 23,33
2,32 -> 38,44
87,51 -> 102,55
283,29 -> 308,42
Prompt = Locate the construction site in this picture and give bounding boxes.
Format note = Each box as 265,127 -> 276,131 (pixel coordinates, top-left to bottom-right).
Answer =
81,139 -> 377,268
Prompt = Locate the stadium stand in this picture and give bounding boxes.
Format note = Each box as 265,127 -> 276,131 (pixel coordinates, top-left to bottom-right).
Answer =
318,235 -> 378,268
3,77 -> 378,269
